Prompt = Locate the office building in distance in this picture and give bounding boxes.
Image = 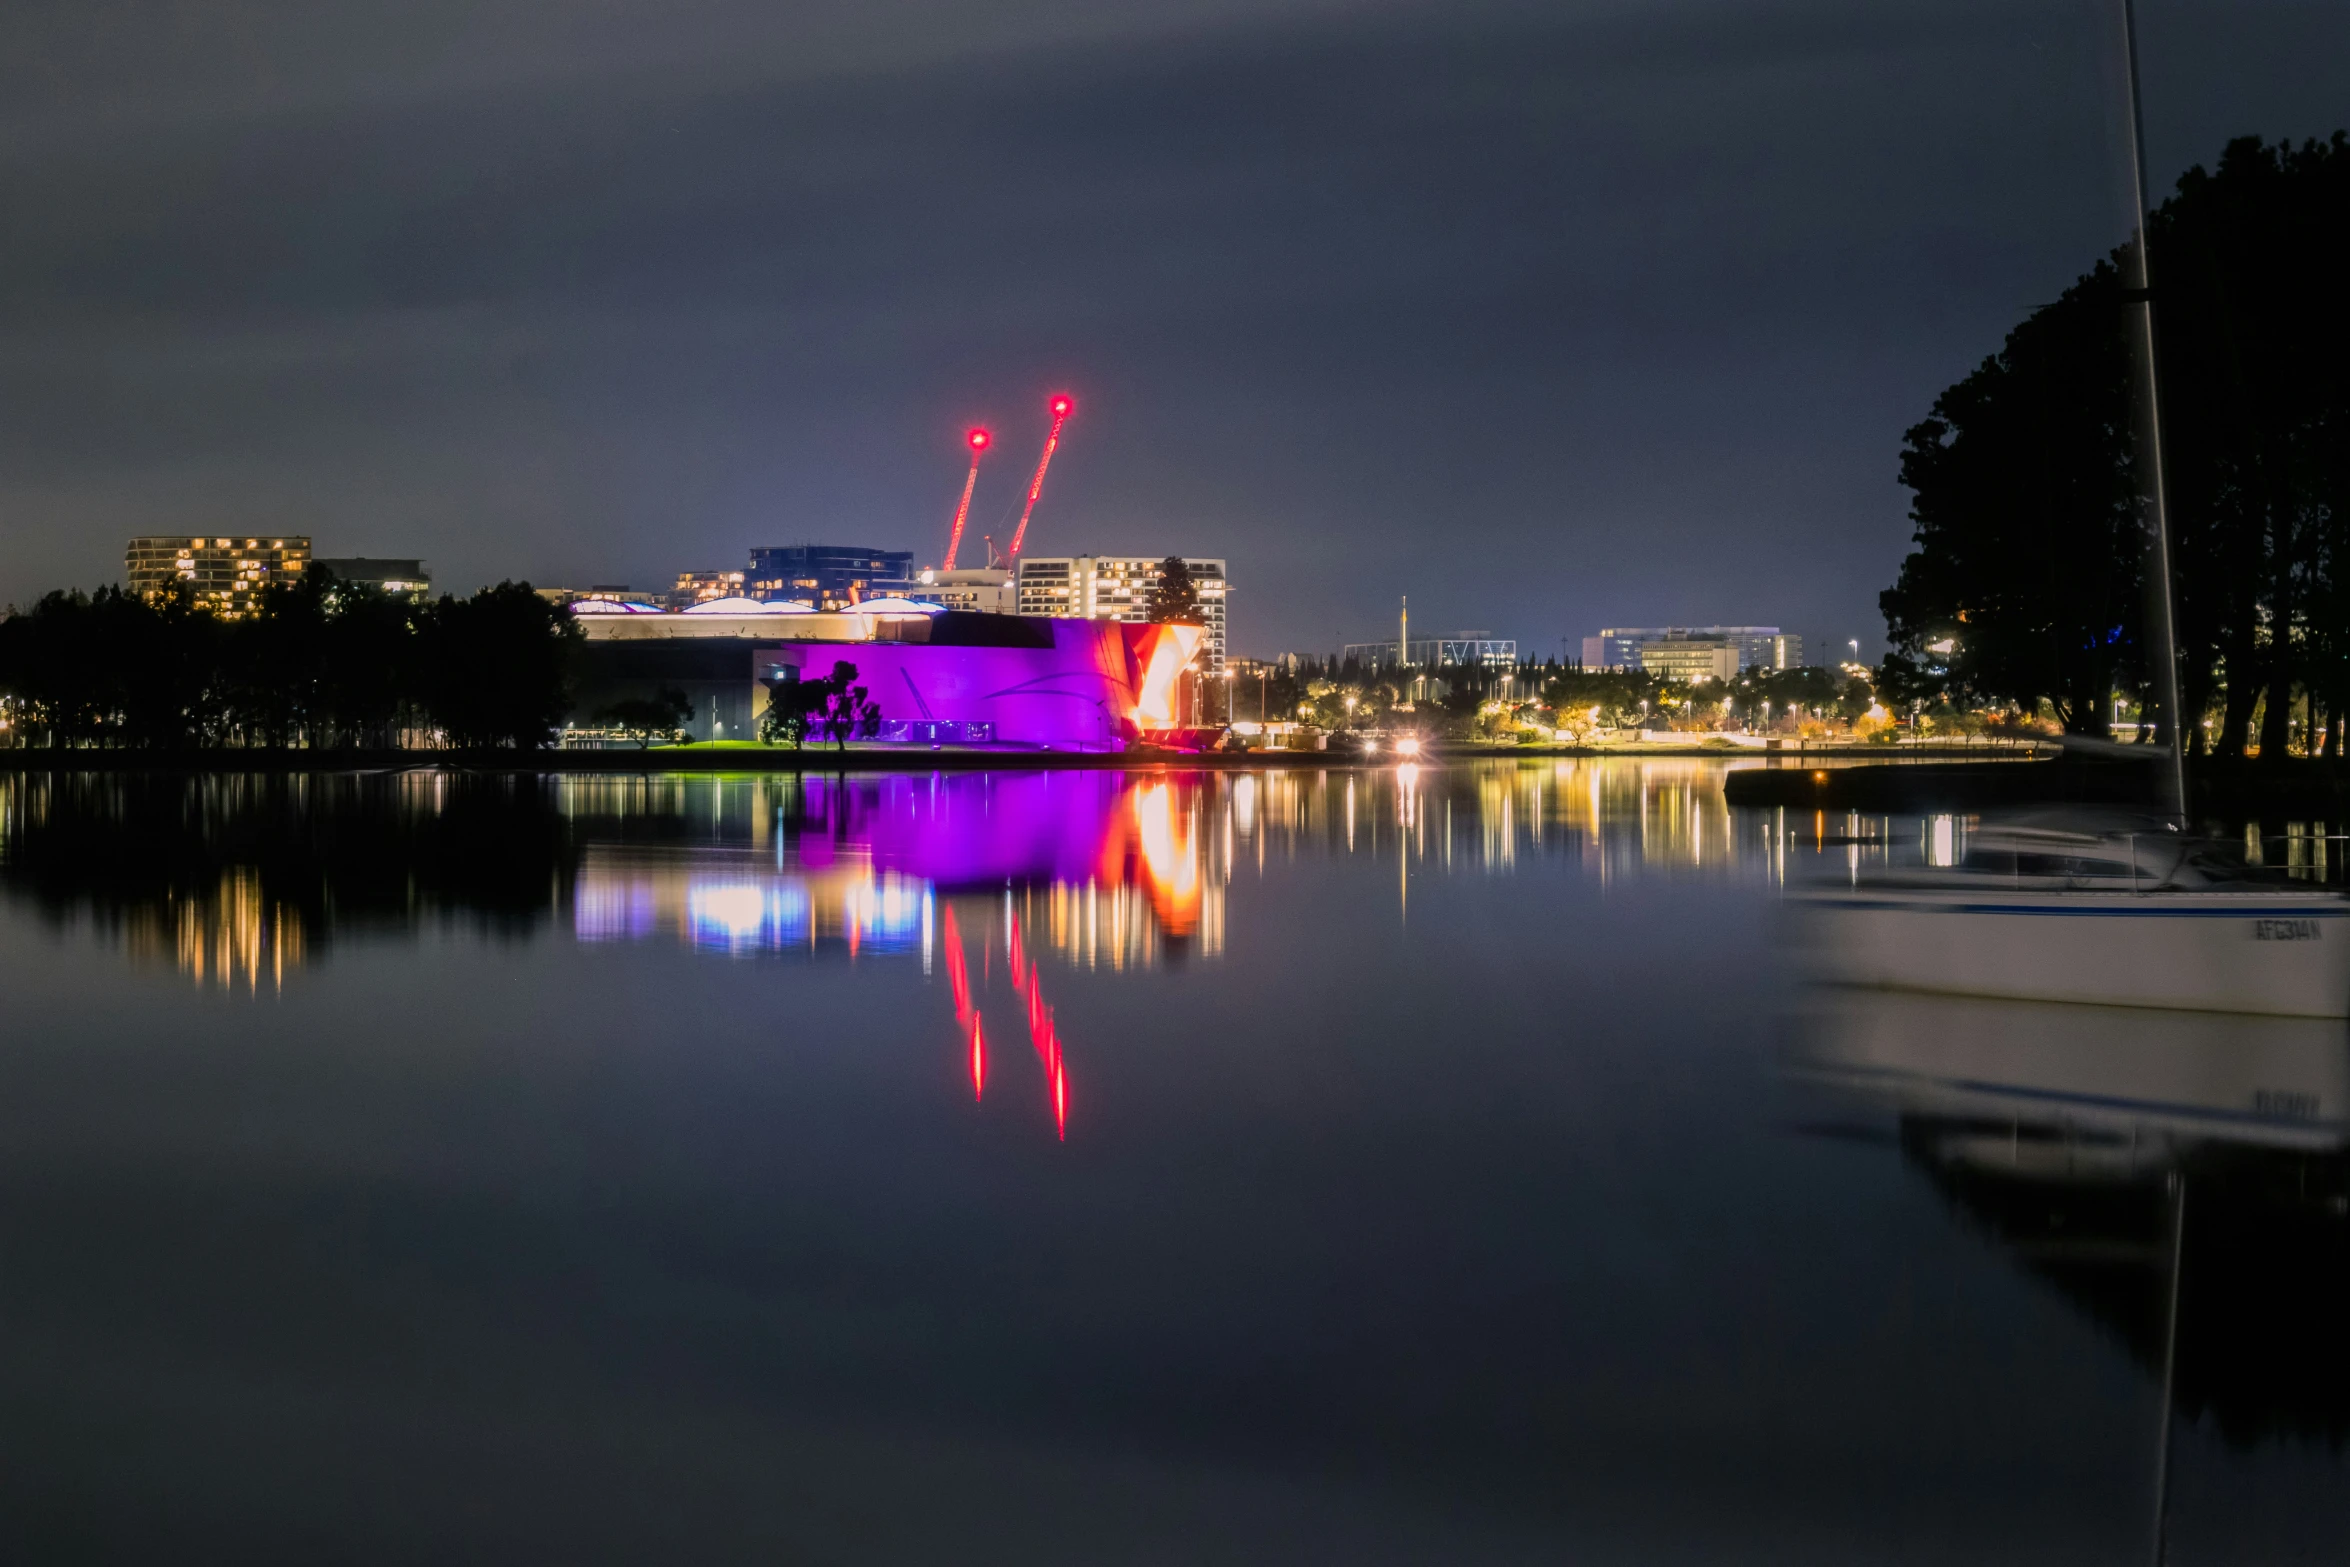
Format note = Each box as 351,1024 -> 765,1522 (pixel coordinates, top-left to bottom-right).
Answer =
910,568 -> 1018,615
126,536 -> 312,618
1582,626 -> 1800,675
747,545 -> 916,610
1340,635 -> 1518,670
1015,556 -> 1229,671
313,557 -> 431,600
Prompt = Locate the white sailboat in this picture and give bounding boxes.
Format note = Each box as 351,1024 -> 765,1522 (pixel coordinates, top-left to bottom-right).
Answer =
1793,813 -> 2350,1017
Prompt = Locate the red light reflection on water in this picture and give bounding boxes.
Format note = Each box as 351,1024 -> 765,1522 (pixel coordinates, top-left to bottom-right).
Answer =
1021,956 -> 1068,1141
944,906 -> 986,1101
948,907 -> 1070,1140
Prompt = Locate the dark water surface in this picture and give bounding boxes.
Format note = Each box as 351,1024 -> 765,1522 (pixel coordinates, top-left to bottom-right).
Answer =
0,761 -> 2344,1563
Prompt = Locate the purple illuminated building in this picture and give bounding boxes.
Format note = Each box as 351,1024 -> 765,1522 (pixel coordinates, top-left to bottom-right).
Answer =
572,607 -> 1201,749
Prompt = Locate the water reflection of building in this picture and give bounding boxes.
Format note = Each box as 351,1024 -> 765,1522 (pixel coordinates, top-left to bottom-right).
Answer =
574,849 -> 933,956
557,772 -> 1227,967
551,764 -> 1849,973
1235,759 -> 1787,885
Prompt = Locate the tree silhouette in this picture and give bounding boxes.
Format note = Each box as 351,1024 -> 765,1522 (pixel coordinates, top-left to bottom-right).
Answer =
1146,557 -> 1204,624
1883,133 -> 2350,751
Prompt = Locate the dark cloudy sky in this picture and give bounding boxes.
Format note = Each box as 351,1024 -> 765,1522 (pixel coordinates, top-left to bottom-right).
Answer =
3,0 -> 2344,658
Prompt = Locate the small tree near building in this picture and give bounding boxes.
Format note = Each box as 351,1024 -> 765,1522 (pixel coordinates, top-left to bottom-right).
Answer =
599,687 -> 694,748
759,674 -> 826,749
817,662 -> 881,750
1146,558 -> 1204,624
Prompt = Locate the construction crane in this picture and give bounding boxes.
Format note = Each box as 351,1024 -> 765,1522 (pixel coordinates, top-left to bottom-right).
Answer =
940,427 -> 990,572
1005,394 -> 1074,565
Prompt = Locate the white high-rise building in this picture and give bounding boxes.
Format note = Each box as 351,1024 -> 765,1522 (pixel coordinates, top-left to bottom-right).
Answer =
1015,556 -> 1228,671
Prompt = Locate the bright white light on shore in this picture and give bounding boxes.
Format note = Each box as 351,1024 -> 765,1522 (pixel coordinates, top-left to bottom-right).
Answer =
1396,737 -> 1422,757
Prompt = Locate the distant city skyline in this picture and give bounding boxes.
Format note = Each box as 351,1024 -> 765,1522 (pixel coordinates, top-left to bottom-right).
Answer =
4,2 -> 2343,660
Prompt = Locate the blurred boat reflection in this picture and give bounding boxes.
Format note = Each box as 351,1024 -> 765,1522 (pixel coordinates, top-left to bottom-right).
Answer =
1794,988 -> 2350,1169
1792,988 -> 2350,1445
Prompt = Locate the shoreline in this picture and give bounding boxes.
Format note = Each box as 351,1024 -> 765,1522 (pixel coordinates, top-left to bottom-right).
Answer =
0,741 -> 2041,774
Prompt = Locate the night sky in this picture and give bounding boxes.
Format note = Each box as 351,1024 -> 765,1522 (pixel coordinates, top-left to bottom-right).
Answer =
3,0 -> 2344,660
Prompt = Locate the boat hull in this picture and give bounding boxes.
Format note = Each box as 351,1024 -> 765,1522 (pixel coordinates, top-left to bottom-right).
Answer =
1792,889 -> 2350,1017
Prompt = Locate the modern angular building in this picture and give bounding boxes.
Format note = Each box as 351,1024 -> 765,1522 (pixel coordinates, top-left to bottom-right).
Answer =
746,545 -> 917,609
1014,556 -> 1228,671
1581,626 -> 1800,673
567,602 -> 1203,750
126,536 -> 311,618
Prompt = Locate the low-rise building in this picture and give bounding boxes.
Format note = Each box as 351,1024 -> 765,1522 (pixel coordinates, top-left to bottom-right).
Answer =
1582,626 -> 1800,672
313,557 -> 431,600
1636,637 -> 1739,683
910,568 -> 1016,615
126,535 -> 312,619
535,585 -> 646,608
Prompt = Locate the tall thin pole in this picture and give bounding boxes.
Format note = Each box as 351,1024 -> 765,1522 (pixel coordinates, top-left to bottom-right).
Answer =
2119,0 -> 2190,821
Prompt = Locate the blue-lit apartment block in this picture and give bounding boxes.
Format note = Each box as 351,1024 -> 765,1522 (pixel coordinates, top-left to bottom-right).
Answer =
746,545 -> 917,610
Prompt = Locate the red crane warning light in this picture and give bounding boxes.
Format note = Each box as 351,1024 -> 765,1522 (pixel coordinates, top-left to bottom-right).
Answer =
1007,394 -> 1076,565
941,427 -> 992,572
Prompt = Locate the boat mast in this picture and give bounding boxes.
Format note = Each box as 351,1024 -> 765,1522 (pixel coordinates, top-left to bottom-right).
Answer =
2148,1169 -> 2186,1566
2118,0 -> 2189,822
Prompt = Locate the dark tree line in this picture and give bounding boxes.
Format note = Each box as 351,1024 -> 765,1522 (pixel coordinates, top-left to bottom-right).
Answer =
0,573 -> 582,749
1882,134 -> 2350,753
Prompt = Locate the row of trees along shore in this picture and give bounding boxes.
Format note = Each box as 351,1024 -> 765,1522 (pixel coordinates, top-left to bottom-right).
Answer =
1252,657 -> 1875,742
0,577 -> 579,748
1882,133 -> 2350,757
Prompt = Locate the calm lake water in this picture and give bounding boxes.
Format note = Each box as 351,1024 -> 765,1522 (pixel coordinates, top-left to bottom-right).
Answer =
0,759 -> 2343,1563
